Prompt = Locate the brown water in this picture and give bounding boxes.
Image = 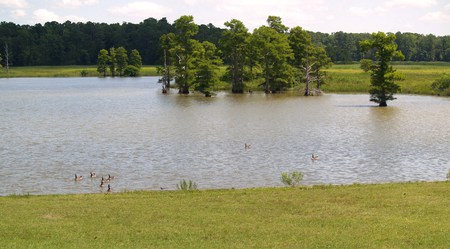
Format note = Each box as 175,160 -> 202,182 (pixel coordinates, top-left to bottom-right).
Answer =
0,77 -> 449,195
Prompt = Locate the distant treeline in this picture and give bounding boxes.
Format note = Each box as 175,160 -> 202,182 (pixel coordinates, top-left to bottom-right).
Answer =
0,17 -> 449,67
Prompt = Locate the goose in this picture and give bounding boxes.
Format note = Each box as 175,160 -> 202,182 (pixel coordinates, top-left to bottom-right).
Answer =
90,172 -> 97,178
311,154 -> 319,161
108,174 -> 115,181
245,143 -> 251,149
107,184 -> 112,193
74,174 -> 83,181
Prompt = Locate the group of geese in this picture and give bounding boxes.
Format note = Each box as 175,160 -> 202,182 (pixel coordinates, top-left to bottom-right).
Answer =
74,172 -> 115,192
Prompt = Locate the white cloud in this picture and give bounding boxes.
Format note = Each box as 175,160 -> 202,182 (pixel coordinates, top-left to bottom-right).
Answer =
348,7 -> 373,17
62,15 -> 87,23
211,0 -> 328,30
0,0 -> 28,8
420,11 -> 450,22
33,9 -> 60,23
108,1 -> 172,19
385,0 -> 437,8
11,9 -> 27,18
33,8 -> 88,23
58,0 -> 99,8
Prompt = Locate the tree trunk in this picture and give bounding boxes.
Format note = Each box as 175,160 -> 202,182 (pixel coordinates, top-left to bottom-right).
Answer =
379,101 -> 387,107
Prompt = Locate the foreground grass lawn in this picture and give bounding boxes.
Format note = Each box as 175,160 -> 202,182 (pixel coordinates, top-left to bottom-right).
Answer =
1,182 -> 449,248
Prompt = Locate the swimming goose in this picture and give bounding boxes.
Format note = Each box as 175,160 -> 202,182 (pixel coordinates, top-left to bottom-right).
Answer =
245,143 -> 251,149
107,184 -> 112,193
90,172 -> 97,178
311,154 -> 319,160
108,174 -> 115,181
74,174 -> 83,181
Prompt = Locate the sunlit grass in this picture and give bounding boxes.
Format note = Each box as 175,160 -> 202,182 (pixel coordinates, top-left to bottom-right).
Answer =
0,65 -> 159,78
0,182 -> 448,248
323,62 -> 450,95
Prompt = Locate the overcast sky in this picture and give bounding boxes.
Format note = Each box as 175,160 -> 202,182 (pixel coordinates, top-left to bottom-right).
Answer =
0,0 -> 449,35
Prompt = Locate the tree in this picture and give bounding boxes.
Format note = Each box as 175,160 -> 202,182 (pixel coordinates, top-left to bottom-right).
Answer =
129,49 -> 142,69
3,42 -> 10,72
193,41 -> 223,97
115,46 -> 128,76
171,15 -> 199,94
159,33 -> 176,93
267,16 -> 288,34
252,21 -> 294,93
289,26 -> 313,93
220,19 -> 250,93
360,32 -> 405,107
0,50 -> 2,69
309,46 -> 332,90
97,49 -> 109,76
108,47 -> 117,77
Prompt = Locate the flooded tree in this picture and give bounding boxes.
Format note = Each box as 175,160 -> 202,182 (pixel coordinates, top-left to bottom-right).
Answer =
220,19 -> 250,93
251,18 -> 294,93
171,15 -> 199,94
360,32 -> 405,106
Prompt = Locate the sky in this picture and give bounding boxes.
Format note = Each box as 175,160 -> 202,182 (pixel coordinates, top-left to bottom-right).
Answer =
0,0 -> 449,35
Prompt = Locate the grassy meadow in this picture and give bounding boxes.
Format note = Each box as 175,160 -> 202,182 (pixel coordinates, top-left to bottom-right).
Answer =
323,62 -> 450,95
1,62 -> 449,95
0,65 -> 159,78
1,182 -> 449,248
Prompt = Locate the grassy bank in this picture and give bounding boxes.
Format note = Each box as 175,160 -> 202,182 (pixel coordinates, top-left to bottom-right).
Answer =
0,65 -> 159,78
323,62 -> 450,95
1,62 -> 449,95
1,182 -> 449,248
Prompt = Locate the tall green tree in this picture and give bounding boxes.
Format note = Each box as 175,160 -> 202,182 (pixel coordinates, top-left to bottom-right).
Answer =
171,15 -> 199,94
289,26 -> 313,93
108,47 -> 117,77
115,46 -> 128,76
0,51 -> 2,69
193,41 -> 223,97
360,32 -> 405,107
97,49 -> 109,76
267,16 -> 288,34
220,19 -> 250,93
252,24 -> 294,93
129,49 -> 142,68
159,33 -> 176,93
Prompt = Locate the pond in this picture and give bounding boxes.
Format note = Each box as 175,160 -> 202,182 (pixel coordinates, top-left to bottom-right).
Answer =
0,77 -> 449,195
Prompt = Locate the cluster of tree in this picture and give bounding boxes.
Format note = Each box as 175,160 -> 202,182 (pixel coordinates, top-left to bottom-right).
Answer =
96,47 -> 142,77
1,19 -> 449,68
161,15 -> 331,96
310,31 -> 450,62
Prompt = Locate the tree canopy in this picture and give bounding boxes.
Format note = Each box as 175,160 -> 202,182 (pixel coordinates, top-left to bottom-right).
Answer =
360,32 -> 405,106
0,18 -> 448,68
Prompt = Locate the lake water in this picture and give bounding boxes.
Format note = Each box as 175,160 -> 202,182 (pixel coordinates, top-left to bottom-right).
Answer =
0,77 -> 449,195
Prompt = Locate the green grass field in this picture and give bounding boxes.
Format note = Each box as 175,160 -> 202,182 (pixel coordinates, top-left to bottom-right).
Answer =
1,62 -> 449,95
1,182 -> 448,248
323,62 -> 450,95
0,65 -> 160,78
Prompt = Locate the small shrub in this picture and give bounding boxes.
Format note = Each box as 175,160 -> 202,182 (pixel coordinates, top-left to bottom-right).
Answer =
360,59 -> 373,72
124,65 -> 140,77
280,171 -> 303,187
177,179 -> 198,191
80,69 -> 89,77
431,75 -> 450,96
